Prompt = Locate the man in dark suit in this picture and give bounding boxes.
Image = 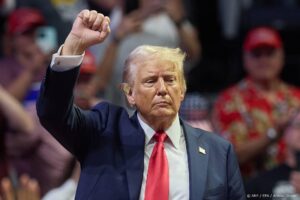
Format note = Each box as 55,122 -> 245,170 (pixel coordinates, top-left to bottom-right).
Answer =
36,10 -> 245,200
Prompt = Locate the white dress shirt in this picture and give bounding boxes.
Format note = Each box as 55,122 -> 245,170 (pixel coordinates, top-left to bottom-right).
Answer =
42,179 -> 76,200
50,49 -> 190,199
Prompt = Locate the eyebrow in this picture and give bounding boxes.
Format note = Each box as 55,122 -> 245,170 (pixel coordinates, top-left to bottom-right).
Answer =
143,70 -> 177,76
141,75 -> 157,81
141,73 -> 177,81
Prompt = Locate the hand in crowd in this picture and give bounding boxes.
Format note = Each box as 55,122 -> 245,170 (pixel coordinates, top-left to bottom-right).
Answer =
164,0 -> 186,23
63,10 -> 111,55
290,171 -> 300,194
113,10 -> 143,41
274,108 -> 298,140
0,85 -> 34,133
0,175 -> 40,200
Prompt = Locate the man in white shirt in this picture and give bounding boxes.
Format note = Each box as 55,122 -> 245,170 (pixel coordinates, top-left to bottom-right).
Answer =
37,9 -> 245,200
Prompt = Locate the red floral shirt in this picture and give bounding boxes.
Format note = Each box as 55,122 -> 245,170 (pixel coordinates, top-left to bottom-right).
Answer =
212,78 -> 300,178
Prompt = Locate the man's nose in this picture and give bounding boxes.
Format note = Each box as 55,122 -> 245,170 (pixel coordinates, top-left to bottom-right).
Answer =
157,78 -> 167,96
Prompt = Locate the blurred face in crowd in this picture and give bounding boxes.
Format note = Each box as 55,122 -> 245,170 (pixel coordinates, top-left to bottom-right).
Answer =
285,112 -> 300,152
126,58 -> 185,127
243,46 -> 284,82
13,32 -> 47,70
74,73 -> 93,109
89,0 -> 119,9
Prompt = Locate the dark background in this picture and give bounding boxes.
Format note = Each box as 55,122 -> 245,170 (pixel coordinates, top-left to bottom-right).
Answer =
187,0 -> 300,93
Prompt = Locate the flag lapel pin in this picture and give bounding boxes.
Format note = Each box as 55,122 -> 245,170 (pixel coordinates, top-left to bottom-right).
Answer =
198,146 -> 206,155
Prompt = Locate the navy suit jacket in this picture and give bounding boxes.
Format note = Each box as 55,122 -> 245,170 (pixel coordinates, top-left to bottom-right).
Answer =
37,67 -> 245,200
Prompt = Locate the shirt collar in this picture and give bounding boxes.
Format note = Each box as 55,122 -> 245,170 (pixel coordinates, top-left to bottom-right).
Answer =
137,113 -> 182,149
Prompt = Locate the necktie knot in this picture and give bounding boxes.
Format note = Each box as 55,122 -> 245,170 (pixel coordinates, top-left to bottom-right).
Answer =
154,131 -> 167,143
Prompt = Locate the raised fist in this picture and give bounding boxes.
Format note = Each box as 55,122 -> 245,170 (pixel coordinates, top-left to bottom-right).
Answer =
62,10 -> 111,55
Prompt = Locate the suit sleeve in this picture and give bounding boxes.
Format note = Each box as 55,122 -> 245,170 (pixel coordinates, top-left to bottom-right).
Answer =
227,144 -> 246,200
36,66 -> 104,160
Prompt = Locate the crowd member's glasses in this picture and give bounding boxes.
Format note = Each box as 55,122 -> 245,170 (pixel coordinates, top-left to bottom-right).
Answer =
249,47 -> 277,58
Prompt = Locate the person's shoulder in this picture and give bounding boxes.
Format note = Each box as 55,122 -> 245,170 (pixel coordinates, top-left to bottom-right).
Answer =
185,122 -> 231,149
214,80 -> 245,103
202,129 -> 231,148
217,86 -> 235,99
90,101 -> 137,128
186,124 -> 238,164
92,101 -> 120,108
92,101 -> 128,114
284,82 -> 300,97
91,101 -> 135,121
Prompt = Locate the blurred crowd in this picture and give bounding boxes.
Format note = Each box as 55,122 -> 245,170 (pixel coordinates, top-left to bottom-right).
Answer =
1,0 -> 300,199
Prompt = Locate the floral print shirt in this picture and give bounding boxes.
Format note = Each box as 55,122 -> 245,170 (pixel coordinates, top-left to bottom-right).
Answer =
212,77 -> 300,178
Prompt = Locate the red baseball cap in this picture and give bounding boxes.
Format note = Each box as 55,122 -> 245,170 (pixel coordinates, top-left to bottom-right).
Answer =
6,8 -> 45,36
80,50 -> 97,74
243,27 -> 282,52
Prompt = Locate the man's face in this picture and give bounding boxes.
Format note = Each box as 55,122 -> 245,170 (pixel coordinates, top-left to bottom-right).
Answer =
14,34 -> 44,62
127,59 -> 184,123
13,33 -> 47,81
243,46 -> 284,81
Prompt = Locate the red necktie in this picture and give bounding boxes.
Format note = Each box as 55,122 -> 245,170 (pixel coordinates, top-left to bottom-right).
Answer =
145,131 -> 169,200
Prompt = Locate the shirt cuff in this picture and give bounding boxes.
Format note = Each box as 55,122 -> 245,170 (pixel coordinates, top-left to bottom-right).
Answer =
50,45 -> 85,72
42,179 -> 77,200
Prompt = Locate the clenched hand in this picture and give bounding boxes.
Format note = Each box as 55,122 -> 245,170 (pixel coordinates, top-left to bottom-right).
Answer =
62,10 -> 111,55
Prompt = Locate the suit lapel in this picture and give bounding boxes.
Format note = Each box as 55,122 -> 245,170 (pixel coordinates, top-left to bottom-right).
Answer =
121,113 -> 145,200
182,121 -> 209,200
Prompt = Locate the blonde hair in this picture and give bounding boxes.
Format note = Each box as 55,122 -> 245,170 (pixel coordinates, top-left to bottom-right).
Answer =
122,45 -> 187,93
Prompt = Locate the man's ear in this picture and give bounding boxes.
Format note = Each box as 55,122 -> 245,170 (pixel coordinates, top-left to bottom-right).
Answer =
179,85 -> 185,102
180,90 -> 185,102
121,83 -> 135,106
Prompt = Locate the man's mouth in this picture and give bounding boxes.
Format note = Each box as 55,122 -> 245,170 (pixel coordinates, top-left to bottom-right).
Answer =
155,101 -> 170,106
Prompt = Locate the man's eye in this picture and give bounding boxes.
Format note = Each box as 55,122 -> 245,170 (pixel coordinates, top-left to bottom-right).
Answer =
166,78 -> 175,83
145,79 -> 155,84
144,79 -> 155,86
